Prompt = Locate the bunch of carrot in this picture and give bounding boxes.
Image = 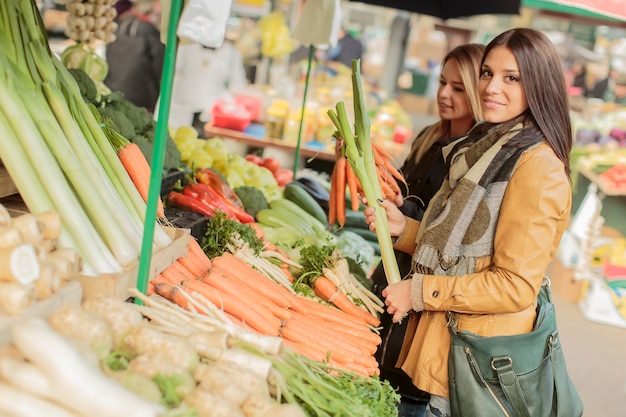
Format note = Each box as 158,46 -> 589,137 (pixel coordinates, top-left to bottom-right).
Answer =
329,142 -> 406,227
149,246 -> 382,377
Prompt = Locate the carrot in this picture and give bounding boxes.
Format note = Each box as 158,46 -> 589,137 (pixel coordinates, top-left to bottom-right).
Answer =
345,162 -> 360,212
328,162 -> 337,226
280,262 -> 294,283
282,318 -> 378,370
199,269 -> 282,329
210,253 -> 294,309
153,282 -> 176,301
160,267 -> 186,285
151,271 -> 178,286
171,259 -> 196,281
313,276 -> 381,327
146,281 -> 156,296
182,278 -> 280,336
118,142 -> 165,219
290,310 -> 381,350
187,238 -> 212,271
296,296 -> 368,329
177,255 -> 206,278
335,156 -> 347,227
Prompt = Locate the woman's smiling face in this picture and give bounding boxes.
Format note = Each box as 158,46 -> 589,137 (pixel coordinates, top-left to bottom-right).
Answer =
479,46 -> 529,123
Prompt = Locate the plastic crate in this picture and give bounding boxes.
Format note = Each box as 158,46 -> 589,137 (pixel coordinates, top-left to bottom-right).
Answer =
164,206 -> 209,241
160,170 -> 186,197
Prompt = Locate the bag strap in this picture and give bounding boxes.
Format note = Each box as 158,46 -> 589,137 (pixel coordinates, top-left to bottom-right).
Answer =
492,356 -> 531,417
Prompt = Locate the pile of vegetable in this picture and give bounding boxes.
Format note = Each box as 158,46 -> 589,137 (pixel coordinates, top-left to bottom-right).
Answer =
1,282 -> 400,417
0,0 -> 173,276
69,69 -> 182,171
171,135 -> 283,203
0,205 -> 81,316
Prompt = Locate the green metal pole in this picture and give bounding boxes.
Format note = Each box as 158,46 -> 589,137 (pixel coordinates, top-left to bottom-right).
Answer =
135,0 -> 183,303
291,45 -> 315,175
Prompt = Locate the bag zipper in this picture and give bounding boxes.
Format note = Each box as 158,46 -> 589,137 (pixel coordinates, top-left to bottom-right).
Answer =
464,346 -> 511,417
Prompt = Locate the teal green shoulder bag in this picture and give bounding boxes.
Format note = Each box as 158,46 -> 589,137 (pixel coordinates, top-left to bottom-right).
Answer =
448,278 -> 583,417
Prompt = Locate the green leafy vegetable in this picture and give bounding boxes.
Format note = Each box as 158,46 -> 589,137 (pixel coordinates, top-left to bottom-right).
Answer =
200,211 -> 264,259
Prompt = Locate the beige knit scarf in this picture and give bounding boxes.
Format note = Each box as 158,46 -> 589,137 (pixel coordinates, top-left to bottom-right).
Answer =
411,120 -> 541,277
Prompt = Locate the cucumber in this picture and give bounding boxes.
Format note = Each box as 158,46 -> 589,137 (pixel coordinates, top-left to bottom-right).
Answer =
340,226 -> 378,242
343,209 -> 369,229
284,182 -> 328,225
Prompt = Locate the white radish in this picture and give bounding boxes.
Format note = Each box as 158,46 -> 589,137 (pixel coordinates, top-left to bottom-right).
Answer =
0,227 -> 22,249
11,318 -> 164,417
0,382 -> 80,417
33,261 -> 60,299
0,356 -> 52,398
10,213 -> 44,244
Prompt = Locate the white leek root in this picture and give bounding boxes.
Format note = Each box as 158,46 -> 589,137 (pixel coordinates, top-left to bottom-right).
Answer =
49,303 -> 113,359
0,282 -> 36,315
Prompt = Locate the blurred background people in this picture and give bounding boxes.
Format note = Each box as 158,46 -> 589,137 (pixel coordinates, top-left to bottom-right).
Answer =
104,0 -> 164,113
326,27 -> 364,68
162,39 -> 247,133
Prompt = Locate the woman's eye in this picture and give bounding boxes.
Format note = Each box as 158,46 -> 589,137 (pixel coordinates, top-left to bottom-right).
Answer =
480,70 -> 492,78
506,75 -> 520,83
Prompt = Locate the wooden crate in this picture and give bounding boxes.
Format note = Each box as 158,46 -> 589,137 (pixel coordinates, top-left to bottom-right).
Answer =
0,165 -> 18,199
79,226 -> 190,301
0,281 -> 82,345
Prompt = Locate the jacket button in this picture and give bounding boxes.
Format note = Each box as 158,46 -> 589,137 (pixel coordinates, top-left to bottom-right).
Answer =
432,290 -> 439,298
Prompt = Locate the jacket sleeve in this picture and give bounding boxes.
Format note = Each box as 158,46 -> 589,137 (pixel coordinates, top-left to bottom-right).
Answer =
418,144 -> 572,314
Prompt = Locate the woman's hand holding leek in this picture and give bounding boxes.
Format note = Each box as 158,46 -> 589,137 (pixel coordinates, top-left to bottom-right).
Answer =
363,198 -> 406,237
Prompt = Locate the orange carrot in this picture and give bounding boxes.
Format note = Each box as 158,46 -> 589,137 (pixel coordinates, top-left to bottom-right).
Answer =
328,163 -> 338,226
345,163 -> 360,212
187,238 -> 212,271
153,282 -> 176,301
146,281 -> 156,296
290,310 -> 381,351
199,269 -> 282,329
210,253 -> 294,309
118,142 -> 165,219
313,276 -> 381,327
177,255 -> 207,278
296,296 -> 367,329
335,156 -> 347,227
182,278 -> 280,336
171,259 -> 196,280
161,267 -> 186,285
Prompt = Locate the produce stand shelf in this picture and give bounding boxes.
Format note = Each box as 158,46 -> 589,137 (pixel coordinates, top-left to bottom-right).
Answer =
204,125 -> 337,162
0,281 -> 82,346
579,167 -> 626,197
78,225 -> 190,301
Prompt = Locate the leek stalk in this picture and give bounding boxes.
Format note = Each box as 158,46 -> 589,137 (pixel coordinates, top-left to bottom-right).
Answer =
0,78 -> 121,274
327,60 -> 401,285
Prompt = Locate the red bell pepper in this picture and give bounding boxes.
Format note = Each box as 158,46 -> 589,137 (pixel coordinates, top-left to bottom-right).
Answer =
195,168 -> 245,210
189,182 -> 255,224
182,185 -> 238,221
166,191 -> 216,218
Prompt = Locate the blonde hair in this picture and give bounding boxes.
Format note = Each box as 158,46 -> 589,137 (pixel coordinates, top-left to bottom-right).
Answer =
408,43 -> 485,164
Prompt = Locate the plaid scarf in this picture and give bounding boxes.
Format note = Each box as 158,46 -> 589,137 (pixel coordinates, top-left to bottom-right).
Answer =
411,120 -> 541,277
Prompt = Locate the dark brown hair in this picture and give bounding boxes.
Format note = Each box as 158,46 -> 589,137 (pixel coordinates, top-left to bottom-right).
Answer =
482,28 -> 572,177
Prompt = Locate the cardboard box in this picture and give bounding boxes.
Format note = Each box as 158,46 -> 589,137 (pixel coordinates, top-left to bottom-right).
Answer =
79,226 -> 190,301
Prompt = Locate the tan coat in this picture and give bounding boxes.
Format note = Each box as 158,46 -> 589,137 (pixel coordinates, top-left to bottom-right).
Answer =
392,142 -> 571,398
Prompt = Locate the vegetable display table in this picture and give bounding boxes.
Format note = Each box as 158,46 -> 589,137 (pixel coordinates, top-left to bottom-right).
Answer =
574,167 -> 626,236
204,125 -> 337,162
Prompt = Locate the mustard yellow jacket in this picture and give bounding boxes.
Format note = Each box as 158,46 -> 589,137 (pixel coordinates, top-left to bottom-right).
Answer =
393,142 -> 572,398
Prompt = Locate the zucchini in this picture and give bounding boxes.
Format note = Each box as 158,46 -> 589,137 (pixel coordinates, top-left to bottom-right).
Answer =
283,182 -> 328,226
343,209 -> 369,229
340,226 -> 378,242
294,177 -> 330,208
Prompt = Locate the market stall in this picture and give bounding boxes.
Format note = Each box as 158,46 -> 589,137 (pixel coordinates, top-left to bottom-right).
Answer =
0,1 -> 408,416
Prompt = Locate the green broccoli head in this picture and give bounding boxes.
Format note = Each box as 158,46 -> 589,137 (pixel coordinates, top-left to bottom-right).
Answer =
108,99 -> 154,133
68,67 -> 97,103
234,185 -> 270,219
98,106 -> 135,140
